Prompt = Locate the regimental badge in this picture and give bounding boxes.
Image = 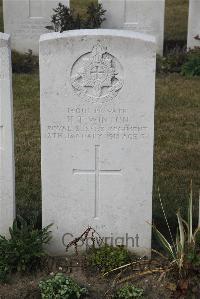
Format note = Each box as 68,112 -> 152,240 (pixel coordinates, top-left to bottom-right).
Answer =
71,42 -> 124,104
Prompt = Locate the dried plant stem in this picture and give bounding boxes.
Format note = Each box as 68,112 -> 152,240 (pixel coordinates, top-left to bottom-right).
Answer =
118,268 -> 165,284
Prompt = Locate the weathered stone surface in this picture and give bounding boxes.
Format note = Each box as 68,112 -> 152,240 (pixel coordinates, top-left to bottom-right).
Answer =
0,33 -> 15,237
3,0 -> 69,54
187,0 -> 200,49
99,0 -> 165,55
40,29 -> 156,256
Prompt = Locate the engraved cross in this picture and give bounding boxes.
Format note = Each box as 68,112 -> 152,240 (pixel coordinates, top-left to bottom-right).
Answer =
90,66 -> 105,80
73,145 -> 122,218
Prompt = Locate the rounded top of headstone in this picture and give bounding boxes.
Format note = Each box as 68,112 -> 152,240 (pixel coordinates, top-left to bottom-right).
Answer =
0,32 -> 10,48
40,29 -> 156,45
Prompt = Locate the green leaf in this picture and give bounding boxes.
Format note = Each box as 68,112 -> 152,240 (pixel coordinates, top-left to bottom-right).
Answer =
153,225 -> 176,261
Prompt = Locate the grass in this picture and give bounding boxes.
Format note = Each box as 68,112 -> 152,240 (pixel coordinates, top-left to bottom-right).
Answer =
165,0 -> 189,42
154,74 -> 200,229
13,74 -> 41,219
71,0 -> 97,16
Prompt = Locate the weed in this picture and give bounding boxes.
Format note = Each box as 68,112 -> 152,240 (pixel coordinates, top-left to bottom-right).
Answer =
88,244 -> 131,274
181,48 -> 200,77
114,284 -> 144,299
12,50 -> 39,74
39,272 -> 88,299
0,216 -> 52,282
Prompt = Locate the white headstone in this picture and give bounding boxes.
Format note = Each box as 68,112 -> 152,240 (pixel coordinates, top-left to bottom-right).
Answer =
187,0 -> 200,49
40,29 -> 156,256
3,0 -> 69,54
0,33 -> 15,237
99,0 -> 165,55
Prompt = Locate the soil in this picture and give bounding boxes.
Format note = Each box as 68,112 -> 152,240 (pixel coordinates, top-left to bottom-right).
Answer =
0,255 -> 197,299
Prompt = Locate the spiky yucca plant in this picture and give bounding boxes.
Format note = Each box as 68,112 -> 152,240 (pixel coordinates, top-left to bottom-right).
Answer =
153,187 -> 200,276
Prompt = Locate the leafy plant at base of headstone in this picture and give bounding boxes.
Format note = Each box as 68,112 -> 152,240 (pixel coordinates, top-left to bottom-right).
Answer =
65,227 -> 132,275
12,50 -> 39,73
0,216 -> 52,280
87,244 -> 131,274
0,262 -> 9,283
181,47 -> 200,77
39,272 -> 88,299
156,46 -> 187,74
113,284 -> 144,299
47,2 -> 106,32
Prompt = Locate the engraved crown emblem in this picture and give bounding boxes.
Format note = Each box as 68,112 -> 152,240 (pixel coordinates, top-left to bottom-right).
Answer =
71,42 -> 123,104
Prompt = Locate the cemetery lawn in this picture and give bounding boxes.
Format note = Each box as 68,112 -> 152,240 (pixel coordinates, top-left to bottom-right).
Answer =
154,74 -> 200,230
13,72 -> 200,231
165,0 -> 189,42
13,74 -> 41,220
